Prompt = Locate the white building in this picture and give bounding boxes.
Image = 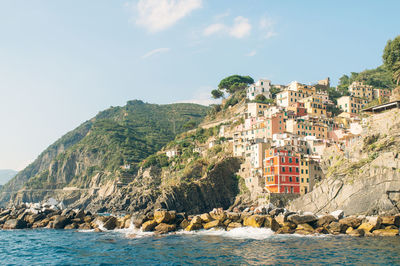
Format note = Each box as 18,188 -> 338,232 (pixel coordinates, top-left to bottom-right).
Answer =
246,79 -> 271,100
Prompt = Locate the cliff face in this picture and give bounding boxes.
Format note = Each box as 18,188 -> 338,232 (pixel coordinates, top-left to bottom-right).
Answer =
289,109 -> 400,215
1,101 -> 209,207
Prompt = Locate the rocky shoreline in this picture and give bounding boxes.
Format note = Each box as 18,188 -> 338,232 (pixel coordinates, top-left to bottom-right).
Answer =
0,203 -> 399,237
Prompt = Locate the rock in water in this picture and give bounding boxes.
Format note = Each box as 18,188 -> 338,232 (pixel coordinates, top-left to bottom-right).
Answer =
155,223 -> 176,234
52,215 -> 69,229
287,214 -> 317,225
154,210 -> 175,224
3,219 -> 27,229
203,220 -> 222,230
141,220 -> 158,232
103,216 -> 118,230
243,215 -> 265,228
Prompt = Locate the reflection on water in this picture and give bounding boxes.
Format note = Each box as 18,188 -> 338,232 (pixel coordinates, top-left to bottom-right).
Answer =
0,228 -> 399,265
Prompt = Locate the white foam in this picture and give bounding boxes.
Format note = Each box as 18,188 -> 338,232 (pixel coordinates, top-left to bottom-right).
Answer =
177,227 -> 275,240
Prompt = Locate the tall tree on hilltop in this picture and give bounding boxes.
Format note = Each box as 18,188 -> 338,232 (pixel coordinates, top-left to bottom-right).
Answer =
383,35 -> 400,85
218,75 -> 254,94
211,89 -> 224,99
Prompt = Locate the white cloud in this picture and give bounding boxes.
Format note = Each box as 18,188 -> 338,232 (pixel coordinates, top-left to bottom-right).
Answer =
203,23 -> 226,36
177,87 -> 221,106
259,16 -> 277,39
229,16 -> 251,38
142,47 -> 170,58
203,16 -> 251,39
133,0 -> 202,32
246,50 -> 257,57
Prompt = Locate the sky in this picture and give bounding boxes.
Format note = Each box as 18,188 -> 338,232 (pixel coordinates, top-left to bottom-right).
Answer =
0,0 -> 399,171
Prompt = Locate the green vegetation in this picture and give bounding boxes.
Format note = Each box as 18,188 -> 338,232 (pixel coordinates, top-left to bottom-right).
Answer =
383,35 -> 400,85
211,89 -> 224,99
218,75 -> 254,94
270,86 -> 281,99
23,101 -> 209,189
254,94 -> 274,104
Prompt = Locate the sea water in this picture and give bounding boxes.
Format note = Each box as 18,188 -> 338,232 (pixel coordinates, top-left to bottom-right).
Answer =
0,227 -> 400,265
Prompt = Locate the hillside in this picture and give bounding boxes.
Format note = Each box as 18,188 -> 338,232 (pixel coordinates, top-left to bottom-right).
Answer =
0,101 -> 209,206
289,108 -> 400,215
0,170 -> 18,186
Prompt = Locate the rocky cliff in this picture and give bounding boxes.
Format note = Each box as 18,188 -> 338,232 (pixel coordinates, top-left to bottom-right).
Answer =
1,101 -> 209,208
289,109 -> 400,215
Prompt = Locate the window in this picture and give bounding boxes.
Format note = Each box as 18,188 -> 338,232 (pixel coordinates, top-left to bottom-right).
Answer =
289,176 -> 293,182
296,167 -> 299,173
282,167 -> 285,172
296,177 -> 299,182
281,157 -> 285,163
301,178 -> 304,183
289,157 -> 292,163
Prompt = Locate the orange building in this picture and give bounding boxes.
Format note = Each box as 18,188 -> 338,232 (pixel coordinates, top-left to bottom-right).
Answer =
263,148 -> 300,194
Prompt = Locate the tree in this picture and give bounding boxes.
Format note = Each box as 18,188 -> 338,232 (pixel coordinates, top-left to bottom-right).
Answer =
270,86 -> 281,99
254,94 -> 267,102
383,35 -> 400,85
393,61 -> 400,86
218,75 -> 254,94
211,89 -> 223,99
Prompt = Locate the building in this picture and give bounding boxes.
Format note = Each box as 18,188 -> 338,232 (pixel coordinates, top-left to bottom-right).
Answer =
247,79 -> 271,100
263,148 -> 300,194
246,102 -> 269,118
254,112 -> 286,140
373,88 -> 391,99
286,118 -> 328,139
166,148 -> 180,158
337,96 -> 369,114
300,95 -> 327,117
276,90 -> 305,108
299,156 -> 323,194
349,81 -> 374,101
286,102 -> 307,117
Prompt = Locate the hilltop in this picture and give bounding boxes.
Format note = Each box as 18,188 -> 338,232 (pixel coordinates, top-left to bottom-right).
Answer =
0,170 -> 17,186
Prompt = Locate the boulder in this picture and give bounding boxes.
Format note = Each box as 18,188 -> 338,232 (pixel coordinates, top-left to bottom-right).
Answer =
79,223 -> 92,230
64,223 -> 78,230
263,216 -> 280,232
209,209 -> 226,222
330,210 -> 344,220
185,223 -> 202,231
275,214 -> 285,226
317,215 -> 337,227
295,230 -> 313,235
372,229 -> 399,236
27,213 -> 45,224
276,226 -> 295,234
53,215 -> 70,229
223,219 -> 232,227
103,216 -> 118,230
132,214 -> 146,228
203,220 -> 222,230
141,220 -> 158,232
287,214 -> 317,225
154,210 -> 175,224
348,229 -> 365,237
365,216 -> 382,230
243,215 -> 265,228
190,216 -> 202,225
358,223 -> 374,233
269,208 -> 284,217
385,225 -> 399,230
200,213 -> 213,223
327,221 -> 347,234
227,222 -> 242,231
75,209 -> 86,220
296,223 -> 314,232
179,219 -> 190,229
3,219 -> 27,229
380,216 -> 400,227
84,216 -> 93,224
315,227 -> 329,234
339,217 -> 362,228
0,209 -> 11,217
155,223 -> 176,234
226,212 -> 240,222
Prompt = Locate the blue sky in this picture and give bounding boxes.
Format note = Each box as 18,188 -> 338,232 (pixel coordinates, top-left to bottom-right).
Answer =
0,0 -> 399,170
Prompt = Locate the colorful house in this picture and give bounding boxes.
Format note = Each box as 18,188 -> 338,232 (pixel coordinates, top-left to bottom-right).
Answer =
263,148 -> 300,194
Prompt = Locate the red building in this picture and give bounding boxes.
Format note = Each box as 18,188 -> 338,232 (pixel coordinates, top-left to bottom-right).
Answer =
263,148 -> 300,194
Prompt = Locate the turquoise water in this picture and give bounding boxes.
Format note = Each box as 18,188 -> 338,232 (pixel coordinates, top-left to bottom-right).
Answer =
1,228 -> 400,265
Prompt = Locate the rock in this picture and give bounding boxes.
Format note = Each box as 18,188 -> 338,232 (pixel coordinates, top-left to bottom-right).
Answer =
348,229 -> 365,237
94,228 -> 103,232
296,223 -> 314,232
155,223 -> 176,234
190,216 -> 202,225
385,225 -> 398,230
154,210 -> 175,224
358,223 -> 374,233
0,209 -> 11,217
185,223 -> 202,231
365,216 -> 382,230
174,213 -> 186,224
3,219 -> 27,229
209,209 -> 226,222
296,230 -> 313,235
283,222 -> 297,229
200,213 -> 213,223
227,222 -> 242,231
103,216 -> 118,230
223,219 -> 232,227
327,221 -> 347,234
33,218 -> 50,228
79,223 -> 92,230
141,220 -> 158,232
317,215 -> 337,227
75,209 -> 86,220
53,215 -> 70,229
275,214 -> 285,226
287,214 -> 317,225
203,220 -> 222,230
64,223 -> 78,230
315,227 -> 329,234
27,213 -> 45,224
276,226 -> 295,234
263,216 -> 280,232
381,216 -> 400,227
132,214 -> 146,228
84,216 -> 93,224
339,217 -> 362,228
330,210 -> 344,220
179,219 -> 190,229
243,215 -> 265,228
372,229 -> 399,236
226,212 -> 240,222
346,227 -> 354,234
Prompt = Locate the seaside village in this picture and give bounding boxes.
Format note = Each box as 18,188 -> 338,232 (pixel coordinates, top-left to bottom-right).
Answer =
167,77 -> 393,204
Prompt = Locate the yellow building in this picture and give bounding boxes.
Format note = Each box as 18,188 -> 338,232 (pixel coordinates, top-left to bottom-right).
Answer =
300,95 -> 327,117
337,96 -> 368,114
299,156 -> 323,194
286,118 -> 328,139
349,81 -> 374,101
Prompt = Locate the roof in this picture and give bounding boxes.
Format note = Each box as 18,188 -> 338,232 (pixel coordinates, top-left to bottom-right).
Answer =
362,100 -> 400,113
